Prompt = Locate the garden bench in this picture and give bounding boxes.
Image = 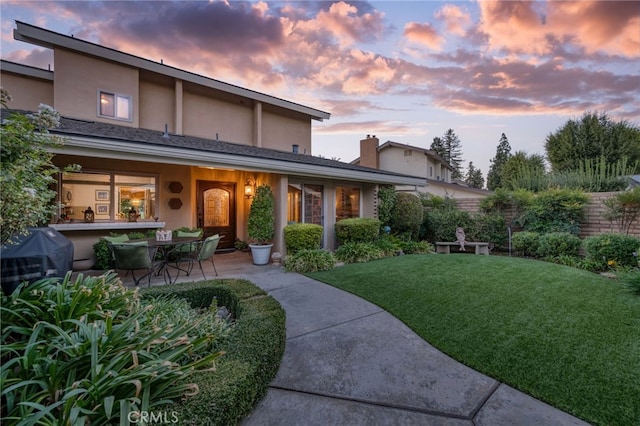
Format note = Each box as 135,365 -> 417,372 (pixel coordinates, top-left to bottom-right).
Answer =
435,241 -> 490,255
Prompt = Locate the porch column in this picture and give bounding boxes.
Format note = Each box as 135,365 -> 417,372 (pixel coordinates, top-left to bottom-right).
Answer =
274,174 -> 288,255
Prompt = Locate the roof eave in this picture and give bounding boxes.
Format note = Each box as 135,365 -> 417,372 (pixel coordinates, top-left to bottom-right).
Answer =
52,135 -> 425,186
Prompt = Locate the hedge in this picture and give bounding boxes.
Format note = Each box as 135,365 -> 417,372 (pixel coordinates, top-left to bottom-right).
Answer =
140,279 -> 286,425
284,223 -> 323,254
335,218 -> 380,244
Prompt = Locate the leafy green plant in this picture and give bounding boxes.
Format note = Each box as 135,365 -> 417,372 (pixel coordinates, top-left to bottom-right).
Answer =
374,234 -> 403,257
234,238 -> 249,251
389,192 -> 423,240
618,269 -> 640,294
0,96 -> 73,244
334,242 -> 384,263
335,218 -> 381,244
399,240 -> 433,254
536,232 -> 582,258
583,233 -> 640,270
247,184 -> 275,245
421,208 -> 473,243
603,187 -> 640,234
1,272 -> 222,425
511,232 -> 541,257
471,212 -> 507,249
284,249 -> 336,273
284,223 -> 323,254
377,186 -> 397,227
519,188 -> 588,235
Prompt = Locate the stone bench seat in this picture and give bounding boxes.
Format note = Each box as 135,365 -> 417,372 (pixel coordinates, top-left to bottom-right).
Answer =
435,241 -> 489,255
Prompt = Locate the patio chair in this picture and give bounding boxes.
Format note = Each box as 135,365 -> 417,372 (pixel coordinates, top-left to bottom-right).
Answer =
111,242 -> 160,287
169,234 -> 220,283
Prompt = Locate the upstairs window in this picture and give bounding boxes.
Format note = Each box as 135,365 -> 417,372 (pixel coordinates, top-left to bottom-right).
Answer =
98,91 -> 132,121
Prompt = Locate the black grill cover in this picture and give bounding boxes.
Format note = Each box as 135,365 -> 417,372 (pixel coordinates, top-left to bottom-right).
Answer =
1,227 -> 74,295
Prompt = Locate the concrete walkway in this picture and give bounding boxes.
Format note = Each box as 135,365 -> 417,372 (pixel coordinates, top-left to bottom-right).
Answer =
132,251 -> 590,425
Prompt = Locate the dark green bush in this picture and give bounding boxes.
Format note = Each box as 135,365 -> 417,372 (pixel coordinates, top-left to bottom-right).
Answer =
421,209 -> 474,243
284,223 -> 323,254
377,186 -> 397,227
399,240 -> 434,254
471,212 -> 507,249
284,249 -> 336,273
389,192 -> 423,239
520,188 -> 588,235
335,218 -> 381,244
335,242 -> 384,263
583,233 -> 640,270
374,234 -> 403,257
511,232 -> 541,257
140,279 -> 286,426
537,232 -> 582,258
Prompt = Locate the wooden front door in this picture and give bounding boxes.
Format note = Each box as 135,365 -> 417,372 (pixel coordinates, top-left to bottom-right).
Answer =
197,181 -> 236,250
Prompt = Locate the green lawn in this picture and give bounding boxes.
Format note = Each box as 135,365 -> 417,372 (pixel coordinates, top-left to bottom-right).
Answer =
308,254 -> 640,426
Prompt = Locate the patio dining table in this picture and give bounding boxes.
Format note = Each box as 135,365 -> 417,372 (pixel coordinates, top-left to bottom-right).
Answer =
129,236 -> 201,284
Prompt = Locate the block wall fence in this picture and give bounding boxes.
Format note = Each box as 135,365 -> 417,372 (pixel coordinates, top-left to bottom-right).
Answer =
454,192 -> 640,238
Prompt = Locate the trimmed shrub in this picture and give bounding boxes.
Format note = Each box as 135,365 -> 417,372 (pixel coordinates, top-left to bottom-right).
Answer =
511,231 -> 541,257
334,242 -> 384,263
389,192 -> 423,239
284,249 -> 336,273
583,233 -> 640,270
335,218 -> 381,244
537,232 -> 582,258
140,279 -> 286,426
284,223 -> 323,254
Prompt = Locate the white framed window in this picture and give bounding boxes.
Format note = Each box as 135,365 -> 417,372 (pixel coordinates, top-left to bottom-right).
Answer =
98,90 -> 132,121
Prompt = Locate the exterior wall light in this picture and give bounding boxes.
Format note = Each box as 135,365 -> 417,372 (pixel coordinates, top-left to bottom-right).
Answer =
245,178 -> 256,199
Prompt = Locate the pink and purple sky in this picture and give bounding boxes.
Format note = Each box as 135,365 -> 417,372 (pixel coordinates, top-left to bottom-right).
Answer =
1,1 -> 639,178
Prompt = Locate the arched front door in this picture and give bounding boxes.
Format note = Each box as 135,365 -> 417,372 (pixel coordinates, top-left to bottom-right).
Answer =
197,181 -> 236,250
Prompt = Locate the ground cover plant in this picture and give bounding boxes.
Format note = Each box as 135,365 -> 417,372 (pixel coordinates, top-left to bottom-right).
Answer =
308,255 -> 640,426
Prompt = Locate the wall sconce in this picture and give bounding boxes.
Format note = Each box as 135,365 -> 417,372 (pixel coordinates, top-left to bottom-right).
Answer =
244,178 -> 256,199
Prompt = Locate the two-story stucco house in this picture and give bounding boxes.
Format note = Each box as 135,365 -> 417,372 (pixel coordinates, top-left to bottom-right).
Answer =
352,136 -> 490,199
1,21 -> 424,265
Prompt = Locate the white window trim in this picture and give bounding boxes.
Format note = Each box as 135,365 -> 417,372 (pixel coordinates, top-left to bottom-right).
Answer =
97,90 -> 133,122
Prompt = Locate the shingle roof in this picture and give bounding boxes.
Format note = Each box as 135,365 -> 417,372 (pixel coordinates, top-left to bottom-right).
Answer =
2,108 -> 421,182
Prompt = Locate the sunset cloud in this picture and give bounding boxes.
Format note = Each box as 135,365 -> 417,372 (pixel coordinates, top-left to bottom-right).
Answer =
403,21 -> 445,51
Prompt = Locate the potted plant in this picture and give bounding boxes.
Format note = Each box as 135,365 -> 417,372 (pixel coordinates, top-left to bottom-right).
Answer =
248,184 -> 275,265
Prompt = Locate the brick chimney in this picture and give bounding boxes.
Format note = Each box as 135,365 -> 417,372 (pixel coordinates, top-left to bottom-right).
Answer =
360,135 -> 379,169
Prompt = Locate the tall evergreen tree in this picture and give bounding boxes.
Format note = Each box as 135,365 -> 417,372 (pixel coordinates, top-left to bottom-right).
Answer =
487,133 -> 512,190
464,161 -> 485,188
430,136 -> 445,159
431,130 -> 464,179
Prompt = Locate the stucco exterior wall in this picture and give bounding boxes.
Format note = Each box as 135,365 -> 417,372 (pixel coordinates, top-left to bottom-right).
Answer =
182,90 -> 252,143
1,73 -> 53,110
379,149 -> 426,178
262,109 -> 311,153
139,78 -> 175,134
53,50 -> 139,127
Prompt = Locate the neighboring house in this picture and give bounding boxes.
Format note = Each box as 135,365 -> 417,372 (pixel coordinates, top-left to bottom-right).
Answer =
351,136 -> 491,199
1,21 -> 424,264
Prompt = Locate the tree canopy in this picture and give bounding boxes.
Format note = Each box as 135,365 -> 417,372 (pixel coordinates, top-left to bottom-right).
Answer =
430,129 -> 464,179
464,161 -> 485,189
545,111 -> 640,173
501,151 -> 546,191
487,133 -> 512,190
